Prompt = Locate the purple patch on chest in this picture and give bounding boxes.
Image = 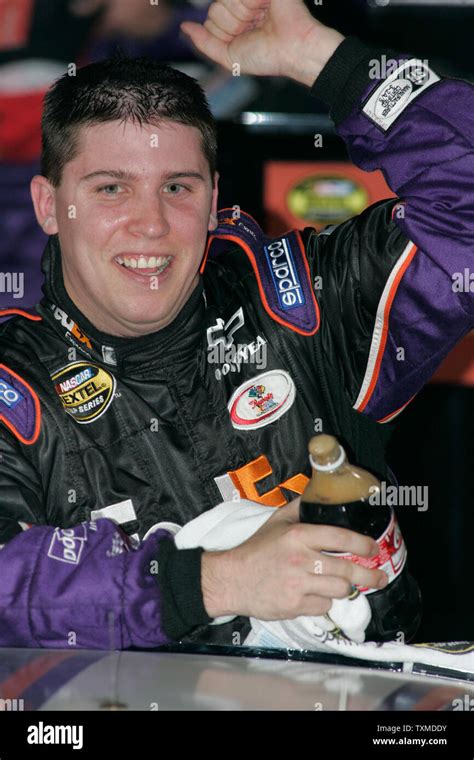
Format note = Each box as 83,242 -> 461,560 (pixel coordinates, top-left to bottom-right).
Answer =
0,365 -> 40,444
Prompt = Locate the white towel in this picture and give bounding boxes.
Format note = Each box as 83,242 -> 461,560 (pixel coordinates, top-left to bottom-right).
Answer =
147,500 -> 474,677
150,499 -> 371,639
245,623 -> 474,679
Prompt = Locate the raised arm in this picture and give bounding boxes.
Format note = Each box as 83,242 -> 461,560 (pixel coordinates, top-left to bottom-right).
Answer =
183,0 -> 474,422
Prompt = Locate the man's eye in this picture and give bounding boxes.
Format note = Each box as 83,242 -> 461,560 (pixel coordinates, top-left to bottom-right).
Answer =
164,183 -> 186,195
97,184 -> 122,195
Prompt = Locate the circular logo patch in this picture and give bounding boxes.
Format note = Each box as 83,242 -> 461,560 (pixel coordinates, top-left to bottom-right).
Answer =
52,362 -> 116,424
228,370 -> 295,430
405,64 -> 429,87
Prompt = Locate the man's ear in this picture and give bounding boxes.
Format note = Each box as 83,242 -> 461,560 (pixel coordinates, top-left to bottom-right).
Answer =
30,175 -> 59,235
208,171 -> 220,231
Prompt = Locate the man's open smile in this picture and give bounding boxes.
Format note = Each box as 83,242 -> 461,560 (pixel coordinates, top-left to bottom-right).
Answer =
114,254 -> 172,274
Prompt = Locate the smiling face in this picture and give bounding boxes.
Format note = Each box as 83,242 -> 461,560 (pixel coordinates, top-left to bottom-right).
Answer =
31,119 -> 219,337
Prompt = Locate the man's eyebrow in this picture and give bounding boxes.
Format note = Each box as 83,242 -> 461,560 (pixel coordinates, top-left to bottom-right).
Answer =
80,169 -> 206,182
163,171 -> 206,181
80,170 -> 138,182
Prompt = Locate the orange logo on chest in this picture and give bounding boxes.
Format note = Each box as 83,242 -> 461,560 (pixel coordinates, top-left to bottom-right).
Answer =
227,455 -> 309,507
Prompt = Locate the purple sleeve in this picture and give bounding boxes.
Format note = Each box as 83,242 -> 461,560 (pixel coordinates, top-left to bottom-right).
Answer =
0,519 -> 174,649
311,38 -> 474,422
0,407 -> 212,649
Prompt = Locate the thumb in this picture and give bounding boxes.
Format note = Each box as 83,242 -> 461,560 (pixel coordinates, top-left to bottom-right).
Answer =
180,21 -> 230,69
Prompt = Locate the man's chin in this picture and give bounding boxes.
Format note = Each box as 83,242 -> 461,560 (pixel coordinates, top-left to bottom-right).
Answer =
110,285 -> 195,336
93,274 -> 200,337
112,307 -> 174,337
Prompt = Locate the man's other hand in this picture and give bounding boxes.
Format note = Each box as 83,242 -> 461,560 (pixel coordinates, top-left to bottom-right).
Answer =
201,497 -> 388,621
180,0 -> 344,86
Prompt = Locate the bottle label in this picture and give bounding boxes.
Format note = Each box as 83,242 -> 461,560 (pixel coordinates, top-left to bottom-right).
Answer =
322,511 -> 407,594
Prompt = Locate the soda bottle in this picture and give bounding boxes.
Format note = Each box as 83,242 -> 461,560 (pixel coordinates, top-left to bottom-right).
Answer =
299,434 -> 422,643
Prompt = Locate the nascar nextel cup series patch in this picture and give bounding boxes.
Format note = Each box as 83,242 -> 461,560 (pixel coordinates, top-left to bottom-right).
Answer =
362,59 -> 440,132
51,362 -> 116,424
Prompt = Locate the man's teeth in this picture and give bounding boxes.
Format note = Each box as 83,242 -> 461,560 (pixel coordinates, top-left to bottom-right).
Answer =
115,255 -> 171,272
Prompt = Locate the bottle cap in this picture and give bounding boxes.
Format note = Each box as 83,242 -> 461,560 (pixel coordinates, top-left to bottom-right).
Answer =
308,435 -> 346,472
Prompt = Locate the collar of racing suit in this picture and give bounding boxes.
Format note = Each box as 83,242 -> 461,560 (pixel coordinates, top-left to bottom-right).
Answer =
35,233 -> 208,374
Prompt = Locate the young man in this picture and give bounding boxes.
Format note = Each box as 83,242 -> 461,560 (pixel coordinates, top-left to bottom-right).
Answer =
0,0 -> 472,650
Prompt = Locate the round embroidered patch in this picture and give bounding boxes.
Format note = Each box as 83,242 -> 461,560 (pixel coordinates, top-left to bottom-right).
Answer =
228,370 -> 295,430
52,362 -> 116,424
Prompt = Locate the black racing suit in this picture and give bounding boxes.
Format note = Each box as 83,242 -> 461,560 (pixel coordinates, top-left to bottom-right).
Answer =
0,38 -> 472,649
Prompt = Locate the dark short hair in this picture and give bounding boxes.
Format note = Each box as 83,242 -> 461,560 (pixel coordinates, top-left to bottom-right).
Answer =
41,56 -> 218,186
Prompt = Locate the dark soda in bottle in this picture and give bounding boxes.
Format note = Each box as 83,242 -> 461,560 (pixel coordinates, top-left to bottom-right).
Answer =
300,434 -> 422,642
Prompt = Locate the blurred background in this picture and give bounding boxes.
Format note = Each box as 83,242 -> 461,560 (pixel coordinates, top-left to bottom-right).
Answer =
0,0 -> 473,641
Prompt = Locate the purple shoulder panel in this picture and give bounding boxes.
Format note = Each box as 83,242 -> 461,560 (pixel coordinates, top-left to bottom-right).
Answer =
206,210 -> 320,335
0,364 -> 41,444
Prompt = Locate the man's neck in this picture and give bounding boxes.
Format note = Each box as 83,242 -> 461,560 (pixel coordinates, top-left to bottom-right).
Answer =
62,274 -> 201,339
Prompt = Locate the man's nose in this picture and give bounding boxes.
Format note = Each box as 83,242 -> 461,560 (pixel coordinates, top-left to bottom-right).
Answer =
127,196 -> 170,238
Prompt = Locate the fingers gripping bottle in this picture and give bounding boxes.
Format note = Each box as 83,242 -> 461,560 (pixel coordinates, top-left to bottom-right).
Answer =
300,434 -> 422,643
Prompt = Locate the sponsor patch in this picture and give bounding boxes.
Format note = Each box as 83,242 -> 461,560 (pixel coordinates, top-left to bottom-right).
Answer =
0,364 -> 41,444
51,304 -> 93,350
206,308 -> 245,351
205,210 -> 319,335
228,370 -> 295,430
47,525 -> 88,565
51,362 -> 116,424
0,377 -> 22,409
362,59 -> 440,131
264,238 -> 305,311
